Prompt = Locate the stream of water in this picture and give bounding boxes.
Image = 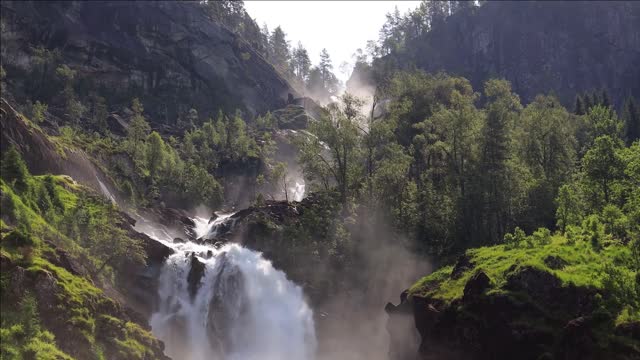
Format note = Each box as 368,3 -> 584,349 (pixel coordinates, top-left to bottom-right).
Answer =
142,214 -> 316,360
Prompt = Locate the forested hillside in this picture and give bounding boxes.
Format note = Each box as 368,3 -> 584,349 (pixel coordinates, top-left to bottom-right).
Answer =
0,1 -> 639,360
354,1 -> 640,108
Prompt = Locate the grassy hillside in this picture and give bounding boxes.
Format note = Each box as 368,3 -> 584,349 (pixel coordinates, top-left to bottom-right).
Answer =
0,166 -> 166,359
407,230 -> 640,358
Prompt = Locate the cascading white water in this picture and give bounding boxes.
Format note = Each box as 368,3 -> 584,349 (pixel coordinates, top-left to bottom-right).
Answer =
145,214 -> 317,360
289,180 -> 306,202
97,177 -> 116,204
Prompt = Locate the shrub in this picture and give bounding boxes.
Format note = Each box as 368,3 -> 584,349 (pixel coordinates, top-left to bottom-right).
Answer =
531,227 -> 552,246
504,227 -> 526,249
601,204 -> 629,240
1,146 -> 30,192
565,224 -> 583,245
5,228 -> 36,263
31,101 -> 48,123
583,214 -> 606,251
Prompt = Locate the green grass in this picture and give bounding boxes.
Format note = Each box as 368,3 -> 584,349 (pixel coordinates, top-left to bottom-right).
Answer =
409,234 -> 635,306
1,173 -> 160,360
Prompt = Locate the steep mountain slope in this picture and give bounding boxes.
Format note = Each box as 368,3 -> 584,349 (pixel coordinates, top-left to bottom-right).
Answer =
369,1 -> 640,107
1,0 -> 297,122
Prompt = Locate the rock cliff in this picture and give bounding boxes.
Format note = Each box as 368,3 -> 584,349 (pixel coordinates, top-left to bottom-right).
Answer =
1,0 -> 297,122
370,1 -> 640,108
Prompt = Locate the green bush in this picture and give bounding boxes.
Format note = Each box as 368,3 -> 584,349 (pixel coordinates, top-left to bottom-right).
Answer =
531,227 -> 552,246
503,227 -> 526,249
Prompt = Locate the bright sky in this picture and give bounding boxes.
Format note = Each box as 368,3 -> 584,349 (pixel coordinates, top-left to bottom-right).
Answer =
244,1 -> 421,82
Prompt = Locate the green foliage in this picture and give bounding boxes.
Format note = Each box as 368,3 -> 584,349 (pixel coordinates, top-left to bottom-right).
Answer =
126,98 -> 150,161
582,135 -> 625,205
31,101 -> 48,123
503,227 -> 526,249
297,93 -> 363,206
1,146 -> 30,193
0,292 -> 74,360
145,131 -> 165,180
622,97 -> 640,145
587,105 -> 623,141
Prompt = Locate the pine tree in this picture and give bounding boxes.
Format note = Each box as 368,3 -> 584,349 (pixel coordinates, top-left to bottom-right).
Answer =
600,89 -> 611,108
291,42 -> 311,83
574,95 -> 584,115
127,98 -> 150,160
622,96 -> 640,145
1,145 -> 30,192
583,93 -> 593,112
269,26 -> 291,75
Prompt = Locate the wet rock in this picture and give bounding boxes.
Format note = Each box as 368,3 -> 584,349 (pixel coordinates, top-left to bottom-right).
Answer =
187,253 -> 206,299
207,254 -> 246,356
143,235 -> 175,263
385,291 -> 421,360
173,237 -> 186,243
463,270 -> 492,302
209,213 -> 219,224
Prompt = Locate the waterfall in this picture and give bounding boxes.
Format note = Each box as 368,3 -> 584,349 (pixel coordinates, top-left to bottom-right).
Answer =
97,177 -> 116,204
289,180 -> 306,202
145,214 -> 317,360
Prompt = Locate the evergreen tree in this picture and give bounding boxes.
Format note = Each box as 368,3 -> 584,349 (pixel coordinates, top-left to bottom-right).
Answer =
1,145 -> 29,192
478,79 -> 522,243
600,89 -> 611,108
269,26 -> 291,75
146,131 -> 166,180
319,49 -> 334,90
622,96 -> 640,145
583,93 -> 593,112
291,42 -> 311,83
127,98 -> 151,160
574,95 -> 585,115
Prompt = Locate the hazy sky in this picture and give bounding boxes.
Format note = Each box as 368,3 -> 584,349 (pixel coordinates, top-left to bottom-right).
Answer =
244,1 -> 421,82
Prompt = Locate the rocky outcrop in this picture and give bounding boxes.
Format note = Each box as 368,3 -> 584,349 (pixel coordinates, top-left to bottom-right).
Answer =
1,0 -> 296,121
0,97 -> 120,200
187,253 -> 206,299
387,265 -> 638,360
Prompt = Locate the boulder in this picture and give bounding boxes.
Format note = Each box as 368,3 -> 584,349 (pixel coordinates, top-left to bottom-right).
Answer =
463,270 -> 492,302
187,253 -> 206,299
543,255 -> 568,270
450,254 -> 474,279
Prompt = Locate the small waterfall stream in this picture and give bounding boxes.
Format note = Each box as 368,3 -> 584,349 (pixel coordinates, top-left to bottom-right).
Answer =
142,213 -> 316,360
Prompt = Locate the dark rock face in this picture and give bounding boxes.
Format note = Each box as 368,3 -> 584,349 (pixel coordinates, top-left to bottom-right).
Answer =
43,240 -> 84,276
206,253 -> 246,356
450,254 -> 473,279
388,265 -> 634,360
543,255 -> 568,270
372,1 -> 640,107
1,0 -> 296,120
462,271 -> 491,302
385,291 -> 422,360
187,253 -> 206,299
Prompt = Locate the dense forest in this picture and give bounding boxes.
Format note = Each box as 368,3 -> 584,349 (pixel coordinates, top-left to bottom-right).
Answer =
1,1 -> 639,360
